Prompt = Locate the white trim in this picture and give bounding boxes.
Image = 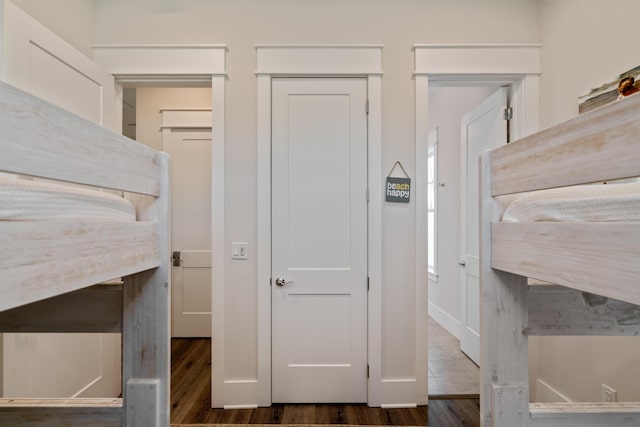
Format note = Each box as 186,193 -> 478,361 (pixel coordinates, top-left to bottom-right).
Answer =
256,44 -> 383,76
381,404 -> 418,409
428,300 -> 461,340
414,73 -> 430,408
93,44 -> 227,77
256,45 -> 384,407
223,404 -> 259,410
160,109 -> 212,129
381,378 -> 419,408
93,44 -> 227,410
536,379 -> 573,403
414,44 -> 540,399
414,44 -> 541,76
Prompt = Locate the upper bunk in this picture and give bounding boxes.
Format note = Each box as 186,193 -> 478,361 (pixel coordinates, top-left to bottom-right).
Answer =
0,80 -> 168,312
483,92 -> 640,306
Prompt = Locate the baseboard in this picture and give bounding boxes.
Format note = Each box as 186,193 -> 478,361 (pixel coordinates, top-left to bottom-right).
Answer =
428,300 -> 460,340
536,379 -> 572,403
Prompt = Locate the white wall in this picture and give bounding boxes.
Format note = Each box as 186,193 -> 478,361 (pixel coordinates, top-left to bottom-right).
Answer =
10,0 -> 95,58
135,87 -> 212,151
92,1 -> 540,401
426,85 -> 497,336
11,0 -> 639,408
535,0 -> 640,403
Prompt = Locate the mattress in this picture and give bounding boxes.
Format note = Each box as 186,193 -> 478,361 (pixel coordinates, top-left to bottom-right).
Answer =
0,177 -> 135,222
501,182 -> 640,222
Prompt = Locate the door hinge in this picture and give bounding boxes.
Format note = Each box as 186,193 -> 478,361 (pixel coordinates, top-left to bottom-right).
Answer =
367,364 -> 370,378
367,277 -> 370,291
503,107 -> 513,121
366,100 -> 369,114
172,251 -> 181,267
366,188 -> 370,203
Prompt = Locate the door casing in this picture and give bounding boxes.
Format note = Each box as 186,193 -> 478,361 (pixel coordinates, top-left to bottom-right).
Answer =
256,45 -> 385,407
414,44 -> 541,408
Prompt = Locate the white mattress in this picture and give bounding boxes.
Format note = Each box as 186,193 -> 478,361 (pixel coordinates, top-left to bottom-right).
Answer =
0,177 -> 135,222
501,182 -> 640,222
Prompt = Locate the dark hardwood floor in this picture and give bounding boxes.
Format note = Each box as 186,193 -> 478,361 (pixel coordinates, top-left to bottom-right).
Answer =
171,338 -> 480,426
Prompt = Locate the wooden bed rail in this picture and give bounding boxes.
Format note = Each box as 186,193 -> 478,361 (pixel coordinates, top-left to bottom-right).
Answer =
490,93 -> 640,196
0,81 -> 161,196
0,285 -> 123,332
529,402 -> 640,427
526,285 -> 640,336
491,222 -> 640,306
0,398 -> 123,426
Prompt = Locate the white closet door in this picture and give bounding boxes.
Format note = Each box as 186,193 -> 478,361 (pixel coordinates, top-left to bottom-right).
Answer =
271,77 -> 369,403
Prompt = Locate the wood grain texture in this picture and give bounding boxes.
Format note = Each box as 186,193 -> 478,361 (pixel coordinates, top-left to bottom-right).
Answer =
479,152 -> 529,427
0,81 -> 161,195
0,398 -> 122,427
0,284 -> 123,332
530,402 -> 640,426
0,221 -> 159,311
123,153 -> 170,427
170,338 -> 479,427
492,222 -> 640,306
527,285 -> 640,336
490,92 -> 640,196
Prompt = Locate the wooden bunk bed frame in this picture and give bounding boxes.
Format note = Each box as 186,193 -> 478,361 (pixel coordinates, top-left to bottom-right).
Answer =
480,92 -> 640,426
0,81 -> 170,426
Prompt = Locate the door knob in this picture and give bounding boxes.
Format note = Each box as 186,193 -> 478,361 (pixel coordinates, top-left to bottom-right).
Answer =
275,277 -> 292,287
458,260 -> 466,268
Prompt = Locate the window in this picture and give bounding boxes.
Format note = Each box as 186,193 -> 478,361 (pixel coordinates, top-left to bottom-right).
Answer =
427,128 -> 438,281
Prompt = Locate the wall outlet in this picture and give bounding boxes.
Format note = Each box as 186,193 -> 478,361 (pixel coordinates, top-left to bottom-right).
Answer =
602,384 -> 617,403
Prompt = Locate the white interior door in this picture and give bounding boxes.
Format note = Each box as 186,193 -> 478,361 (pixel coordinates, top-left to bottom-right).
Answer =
271,77 -> 368,403
459,87 -> 508,365
167,129 -> 213,337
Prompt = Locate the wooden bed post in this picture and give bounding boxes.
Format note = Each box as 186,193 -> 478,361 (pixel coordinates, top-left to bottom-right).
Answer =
479,151 -> 529,427
122,152 -> 171,427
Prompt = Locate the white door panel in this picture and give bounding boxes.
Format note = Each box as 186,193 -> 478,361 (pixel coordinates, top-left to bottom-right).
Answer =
460,87 -> 508,365
272,78 -> 368,403
168,129 -> 212,338
2,1 -> 116,130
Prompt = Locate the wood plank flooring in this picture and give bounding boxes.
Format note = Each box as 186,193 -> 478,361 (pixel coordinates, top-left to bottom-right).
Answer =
170,338 -> 480,427
428,318 -> 480,397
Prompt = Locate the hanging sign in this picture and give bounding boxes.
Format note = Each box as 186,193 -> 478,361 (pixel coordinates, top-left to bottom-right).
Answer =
385,161 -> 411,203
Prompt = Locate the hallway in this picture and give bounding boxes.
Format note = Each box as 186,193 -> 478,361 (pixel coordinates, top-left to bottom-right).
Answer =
428,317 -> 480,397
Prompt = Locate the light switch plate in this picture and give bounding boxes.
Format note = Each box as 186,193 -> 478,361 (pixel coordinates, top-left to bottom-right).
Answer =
231,242 -> 248,260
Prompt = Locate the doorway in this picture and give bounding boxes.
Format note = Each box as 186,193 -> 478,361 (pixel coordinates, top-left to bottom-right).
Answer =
122,87 -> 213,338
426,85 -> 505,396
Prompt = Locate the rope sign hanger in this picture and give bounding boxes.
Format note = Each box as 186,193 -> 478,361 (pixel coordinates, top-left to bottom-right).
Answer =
386,161 -> 411,203
387,161 -> 410,178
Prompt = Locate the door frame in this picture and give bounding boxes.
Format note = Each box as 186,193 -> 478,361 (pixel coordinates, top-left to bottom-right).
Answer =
92,43 -> 227,405
414,44 -> 541,401
256,45 -> 383,407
